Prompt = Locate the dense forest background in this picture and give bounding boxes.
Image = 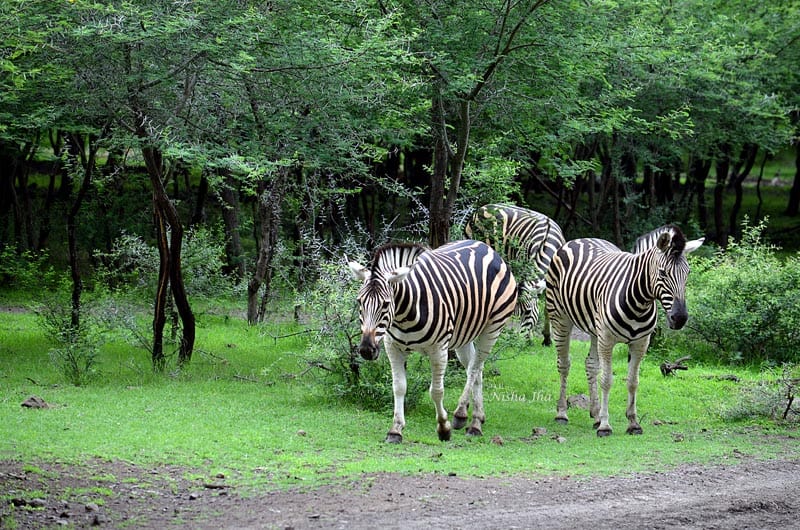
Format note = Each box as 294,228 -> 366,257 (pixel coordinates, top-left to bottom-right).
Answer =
2,1 -> 799,364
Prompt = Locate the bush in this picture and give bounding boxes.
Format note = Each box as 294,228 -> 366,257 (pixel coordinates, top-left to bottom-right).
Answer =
36,295 -> 102,386
94,224 -> 238,297
0,246 -> 60,292
297,258 -> 428,413
680,218 -> 800,365
719,365 -> 800,422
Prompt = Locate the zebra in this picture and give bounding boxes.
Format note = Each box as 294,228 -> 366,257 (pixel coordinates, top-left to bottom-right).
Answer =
464,204 -> 565,345
632,224 -> 705,254
545,225 -> 703,436
348,239 -> 518,443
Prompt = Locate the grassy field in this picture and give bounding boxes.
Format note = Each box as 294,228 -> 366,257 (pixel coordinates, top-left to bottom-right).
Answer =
2,298 -> 798,495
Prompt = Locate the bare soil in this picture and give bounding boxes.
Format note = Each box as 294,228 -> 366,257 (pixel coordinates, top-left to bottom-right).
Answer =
2,456 -> 799,529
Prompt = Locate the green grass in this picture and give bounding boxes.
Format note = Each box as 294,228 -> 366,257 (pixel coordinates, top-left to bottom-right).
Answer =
1,306 -> 797,495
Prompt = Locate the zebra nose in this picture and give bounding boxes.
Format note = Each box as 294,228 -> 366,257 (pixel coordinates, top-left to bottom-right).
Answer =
668,300 -> 688,330
358,332 -> 380,360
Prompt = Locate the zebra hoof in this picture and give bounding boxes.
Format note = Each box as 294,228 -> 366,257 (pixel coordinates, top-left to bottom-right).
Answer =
385,432 -> 403,444
596,428 -> 612,437
626,425 -> 643,435
437,427 -> 452,442
554,417 -> 569,425
452,415 -> 468,430
465,426 -> 483,437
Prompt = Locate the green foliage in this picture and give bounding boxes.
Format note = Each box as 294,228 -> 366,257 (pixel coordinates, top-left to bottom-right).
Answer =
682,218 -> 800,365
296,258 -> 428,412
36,296 -> 101,386
94,225 -> 239,297
0,247 -> 60,292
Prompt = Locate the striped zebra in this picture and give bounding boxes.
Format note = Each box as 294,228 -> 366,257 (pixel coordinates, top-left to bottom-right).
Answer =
464,204 -> 565,345
348,239 -> 517,443
632,224 -> 705,254
545,226 -> 703,436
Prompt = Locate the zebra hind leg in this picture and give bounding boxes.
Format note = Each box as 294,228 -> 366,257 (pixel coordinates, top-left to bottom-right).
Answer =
553,320 -> 573,424
451,343 -> 473,431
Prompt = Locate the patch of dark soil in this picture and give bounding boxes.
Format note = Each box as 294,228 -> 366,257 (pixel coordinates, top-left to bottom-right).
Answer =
2,458 -> 799,529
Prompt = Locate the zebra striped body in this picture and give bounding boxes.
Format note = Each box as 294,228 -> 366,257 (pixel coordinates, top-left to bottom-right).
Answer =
632,224 -> 705,254
545,227 -> 702,436
349,239 -> 517,443
465,204 -> 565,344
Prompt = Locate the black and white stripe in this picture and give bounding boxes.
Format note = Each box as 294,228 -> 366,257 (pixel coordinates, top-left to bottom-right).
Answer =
349,239 -> 517,443
545,226 -> 702,436
465,204 -> 565,344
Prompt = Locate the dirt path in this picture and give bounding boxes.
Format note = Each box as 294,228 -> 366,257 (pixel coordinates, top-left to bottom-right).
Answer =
3,457 -> 799,529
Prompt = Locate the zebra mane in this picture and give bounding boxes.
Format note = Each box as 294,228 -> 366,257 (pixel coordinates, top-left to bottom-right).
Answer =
369,242 -> 429,274
665,225 -> 686,256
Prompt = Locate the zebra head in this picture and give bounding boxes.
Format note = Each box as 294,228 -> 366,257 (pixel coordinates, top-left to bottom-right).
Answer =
651,228 -> 703,330
348,244 -> 425,360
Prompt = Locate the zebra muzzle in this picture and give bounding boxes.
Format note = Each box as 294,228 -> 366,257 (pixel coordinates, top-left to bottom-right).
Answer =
358,332 -> 380,361
667,300 -> 688,330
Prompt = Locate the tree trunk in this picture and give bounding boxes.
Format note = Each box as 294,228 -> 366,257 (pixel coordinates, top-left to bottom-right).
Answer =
218,171 -> 245,280
787,139 -> 800,217
727,143 -> 758,239
66,133 -> 99,330
713,144 -> 731,246
142,144 -> 196,368
429,86 -> 450,249
189,175 -> 209,227
688,157 -> 712,231
247,172 -> 288,324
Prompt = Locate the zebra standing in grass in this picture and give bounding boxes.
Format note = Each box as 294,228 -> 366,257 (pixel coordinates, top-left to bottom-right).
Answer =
348,239 -> 517,443
632,224 -> 705,254
465,204 -> 565,345
545,226 -> 703,436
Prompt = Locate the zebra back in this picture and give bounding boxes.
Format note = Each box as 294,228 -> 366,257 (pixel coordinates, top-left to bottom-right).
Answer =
465,204 -> 565,277
354,239 -> 518,351
465,204 -> 565,337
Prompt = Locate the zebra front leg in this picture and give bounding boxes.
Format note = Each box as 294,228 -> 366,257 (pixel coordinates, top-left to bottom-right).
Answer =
585,335 -> 601,423
625,337 -> 650,435
429,347 -> 452,441
595,339 -> 615,437
385,343 -> 409,443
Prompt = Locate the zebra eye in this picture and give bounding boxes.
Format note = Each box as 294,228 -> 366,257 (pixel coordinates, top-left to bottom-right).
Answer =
658,269 -> 667,278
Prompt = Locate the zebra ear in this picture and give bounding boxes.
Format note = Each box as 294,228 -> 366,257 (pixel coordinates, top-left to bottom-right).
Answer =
656,232 -> 672,252
387,266 -> 412,284
684,237 -> 704,254
348,261 -> 370,281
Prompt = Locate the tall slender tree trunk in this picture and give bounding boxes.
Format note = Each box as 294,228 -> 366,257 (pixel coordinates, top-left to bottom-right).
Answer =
714,144 -> 731,246
141,144 -> 196,368
727,143 -> 758,239
218,170 -> 245,280
66,133 -> 100,330
247,172 -> 288,324
787,139 -> 800,217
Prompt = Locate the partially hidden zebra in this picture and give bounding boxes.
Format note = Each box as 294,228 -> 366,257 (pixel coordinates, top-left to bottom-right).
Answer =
545,225 -> 703,436
632,224 -> 705,254
348,239 -> 518,443
464,204 -> 565,345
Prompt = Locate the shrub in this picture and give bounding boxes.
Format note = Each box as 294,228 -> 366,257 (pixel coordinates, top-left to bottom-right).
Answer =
680,218 -> 800,365
0,246 -> 60,292
94,224 -> 238,297
36,295 -> 102,386
297,257 -> 428,413
719,364 -> 800,422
